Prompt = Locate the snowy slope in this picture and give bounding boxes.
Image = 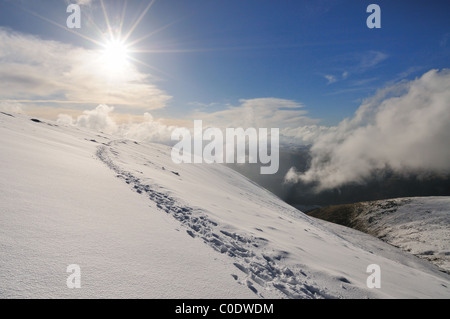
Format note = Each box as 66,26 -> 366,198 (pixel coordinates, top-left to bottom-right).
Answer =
308,198 -> 450,273
0,113 -> 258,299
1,112 -> 449,299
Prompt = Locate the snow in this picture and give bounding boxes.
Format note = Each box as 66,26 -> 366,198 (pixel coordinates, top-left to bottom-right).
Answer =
353,198 -> 450,273
0,112 -> 449,299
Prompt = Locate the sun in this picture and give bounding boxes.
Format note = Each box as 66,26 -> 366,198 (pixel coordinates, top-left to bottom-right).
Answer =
28,0 -> 170,80
101,38 -> 130,74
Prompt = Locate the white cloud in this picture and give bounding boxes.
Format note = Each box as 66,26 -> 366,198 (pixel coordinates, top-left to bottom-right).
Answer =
58,105 -> 176,144
281,125 -> 336,144
54,98 -> 320,146
324,75 -> 337,84
0,102 -> 24,114
0,28 -> 171,110
286,69 -> 450,191
189,98 -> 322,146
76,104 -> 117,133
119,113 -> 176,144
324,71 -> 349,84
192,98 -> 317,129
56,113 -> 75,126
357,51 -> 388,72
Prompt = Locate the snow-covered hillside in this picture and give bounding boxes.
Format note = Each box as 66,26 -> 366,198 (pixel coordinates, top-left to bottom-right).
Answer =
308,198 -> 450,274
1,112 -> 449,299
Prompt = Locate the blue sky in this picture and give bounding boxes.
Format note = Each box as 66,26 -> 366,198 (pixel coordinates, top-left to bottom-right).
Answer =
0,0 -> 449,126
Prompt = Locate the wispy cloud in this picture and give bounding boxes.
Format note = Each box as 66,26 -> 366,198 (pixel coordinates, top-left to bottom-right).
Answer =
324,86 -> 375,96
440,32 -> 450,47
324,71 -> 350,84
191,98 -> 318,129
65,0 -> 93,6
188,101 -> 223,110
0,28 -> 171,110
356,51 -> 388,72
351,77 -> 379,86
188,98 -> 321,146
321,51 -> 388,85
77,0 -> 93,5
324,75 -> 337,84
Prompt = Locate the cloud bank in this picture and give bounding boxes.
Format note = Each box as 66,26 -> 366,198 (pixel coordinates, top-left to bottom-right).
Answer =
58,105 -> 176,144
56,98 -> 320,150
286,69 -> 450,191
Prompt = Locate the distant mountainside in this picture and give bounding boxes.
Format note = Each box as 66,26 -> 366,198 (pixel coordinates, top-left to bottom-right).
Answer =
306,197 -> 450,274
227,147 -> 450,208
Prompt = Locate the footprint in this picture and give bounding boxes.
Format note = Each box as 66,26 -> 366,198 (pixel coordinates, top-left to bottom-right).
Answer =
247,281 -> 258,294
337,277 -> 351,284
186,230 -> 196,238
233,263 -> 249,275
